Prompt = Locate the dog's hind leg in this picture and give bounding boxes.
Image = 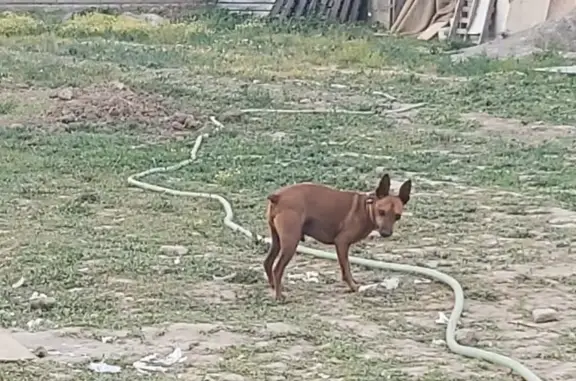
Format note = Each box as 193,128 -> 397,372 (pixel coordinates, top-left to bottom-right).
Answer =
272,212 -> 303,301
263,222 -> 280,289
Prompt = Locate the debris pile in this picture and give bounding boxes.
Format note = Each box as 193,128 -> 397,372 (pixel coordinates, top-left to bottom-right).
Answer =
44,83 -> 200,131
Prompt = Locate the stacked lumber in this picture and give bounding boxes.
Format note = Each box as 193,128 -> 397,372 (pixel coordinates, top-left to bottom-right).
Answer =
269,0 -> 367,21
448,0 -> 497,44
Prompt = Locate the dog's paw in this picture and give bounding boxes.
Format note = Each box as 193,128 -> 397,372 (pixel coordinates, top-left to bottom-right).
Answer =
346,283 -> 359,293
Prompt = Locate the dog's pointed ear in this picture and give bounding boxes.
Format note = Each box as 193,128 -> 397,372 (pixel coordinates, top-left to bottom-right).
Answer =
375,174 -> 391,198
398,179 -> 412,205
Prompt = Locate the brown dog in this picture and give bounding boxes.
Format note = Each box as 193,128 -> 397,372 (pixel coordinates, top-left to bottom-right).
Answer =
264,174 -> 412,301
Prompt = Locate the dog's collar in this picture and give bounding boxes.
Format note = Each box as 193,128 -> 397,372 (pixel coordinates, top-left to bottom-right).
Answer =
365,196 -> 377,227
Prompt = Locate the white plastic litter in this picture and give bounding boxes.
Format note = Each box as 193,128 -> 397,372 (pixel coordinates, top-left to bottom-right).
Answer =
287,271 -> 320,283
88,362 -> 122,373
358,277 -> 400,293
436,312 -> 450,325
133,347 -> 186,374
11,277 -> 25,288
29,291 -> 47,300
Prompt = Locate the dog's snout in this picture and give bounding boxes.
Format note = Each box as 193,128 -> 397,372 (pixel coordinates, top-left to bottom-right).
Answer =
379,230 -> 392,238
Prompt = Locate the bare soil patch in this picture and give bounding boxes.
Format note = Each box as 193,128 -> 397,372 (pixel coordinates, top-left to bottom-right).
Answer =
463,112 -> 576,143
0,83 -> 200,134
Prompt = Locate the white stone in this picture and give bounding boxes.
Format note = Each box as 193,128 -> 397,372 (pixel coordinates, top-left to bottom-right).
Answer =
532,308 -> 558,323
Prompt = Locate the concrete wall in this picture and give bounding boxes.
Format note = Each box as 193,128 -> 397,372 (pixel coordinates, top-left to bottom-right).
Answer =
215,0 -> 274,16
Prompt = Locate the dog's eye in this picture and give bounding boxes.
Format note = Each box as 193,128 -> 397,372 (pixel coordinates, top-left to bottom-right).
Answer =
395,214 -> 401,221
379,210 -> 386,216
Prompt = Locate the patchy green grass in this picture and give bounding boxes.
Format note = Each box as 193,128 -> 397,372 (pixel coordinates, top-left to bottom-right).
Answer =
1,9 -> 575,381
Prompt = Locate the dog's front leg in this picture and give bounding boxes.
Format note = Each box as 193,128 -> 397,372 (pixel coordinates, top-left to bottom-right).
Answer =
334,240 -> 358,293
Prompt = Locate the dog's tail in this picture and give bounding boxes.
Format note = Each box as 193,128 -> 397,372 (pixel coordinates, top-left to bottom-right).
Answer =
267,193 -> 280,204
265,193 -> 279,224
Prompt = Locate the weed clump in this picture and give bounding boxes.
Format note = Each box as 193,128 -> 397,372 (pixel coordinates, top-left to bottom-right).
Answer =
0,11 -> 45,36
56,12 -> 212,43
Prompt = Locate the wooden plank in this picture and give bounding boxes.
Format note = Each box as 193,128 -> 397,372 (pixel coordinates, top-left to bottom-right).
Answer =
467,0 -> 490,34
293,0 -> 308,17
478,0 -> 496,43
448,0 -> 465,37
328,0 -> 343,19
388,0 -> 396,27
307,0 -> 318,17
317,0 -> 329,18
462,0 -> 479,39
418,19 -> 450,40
324,0 -> 334,18
347,0 -> 363,21
393,0 -> 405,23
338,0 -> 353,21
279,0 -> 297,19
494,0 -> 510,35
269,0 -> 286,17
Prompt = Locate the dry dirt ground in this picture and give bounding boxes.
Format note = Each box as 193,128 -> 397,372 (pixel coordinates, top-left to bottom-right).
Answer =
2,74 -> 576,381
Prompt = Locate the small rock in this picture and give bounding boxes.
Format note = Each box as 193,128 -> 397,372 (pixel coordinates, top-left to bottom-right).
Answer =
27,318 -> 56,331
33,346 -> 48,358
57,88 -> 74,101
111,81 -> 126,91
270,131 -> 287,142
109,107 -> 120,117
299,98 -> 311,104
265,322 -> 300,335
432,338 -> 446,346
142,13 -> 167,26
220,109 -> 243,122
173,112 -> 188,124
455,328 -> 479,346
532,308 -> 558,323
30,296 -> 57,310
59,114 -> 76,124
170,121 -> 184,130
121,12 -> 167,27
184,116 -> 199,129
160,245 -> 188,256
261,362 -> 288,370
217,373 -> 245,381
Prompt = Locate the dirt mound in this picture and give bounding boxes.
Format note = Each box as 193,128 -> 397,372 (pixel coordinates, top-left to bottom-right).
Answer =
452,8 -> 576,60
44,83 -> 199,131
